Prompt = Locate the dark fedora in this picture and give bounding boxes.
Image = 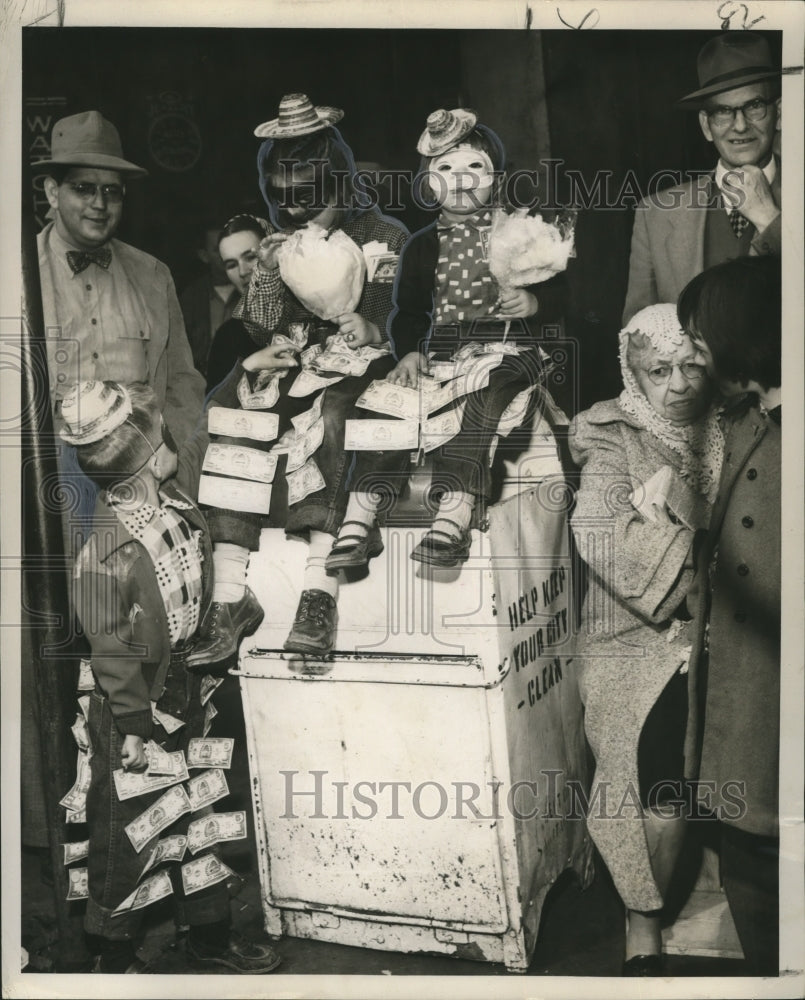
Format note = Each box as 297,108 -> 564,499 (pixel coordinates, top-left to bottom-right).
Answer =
36,111 -> 147,176
678,33 -> 780,106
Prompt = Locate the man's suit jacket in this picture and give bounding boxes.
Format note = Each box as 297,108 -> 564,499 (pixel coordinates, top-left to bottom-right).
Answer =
38,224 -> 205,447
623,167 -> 782,324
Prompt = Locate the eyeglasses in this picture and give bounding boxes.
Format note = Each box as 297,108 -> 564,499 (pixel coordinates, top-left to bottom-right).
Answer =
645,363 -> 707,386
705,98 -> 773,128
66,182 -> 126,203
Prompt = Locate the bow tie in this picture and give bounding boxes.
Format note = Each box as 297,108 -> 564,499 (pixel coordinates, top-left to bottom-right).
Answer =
66,247 -> 112,274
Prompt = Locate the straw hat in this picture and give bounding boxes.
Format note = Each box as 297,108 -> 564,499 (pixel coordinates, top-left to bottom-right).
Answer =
677,33 -> 780,106
36,111 -> 147,177
253,93 -> 344,139
416,108 -> 478,156
59,381 -> 133,445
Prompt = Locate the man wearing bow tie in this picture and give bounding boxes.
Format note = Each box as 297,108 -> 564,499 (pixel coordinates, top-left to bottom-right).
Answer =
37,111 -> 205,458
623,33 -> 782,323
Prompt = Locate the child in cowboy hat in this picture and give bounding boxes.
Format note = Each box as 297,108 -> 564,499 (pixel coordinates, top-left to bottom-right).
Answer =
64,380 -> 280,974
186,93 -> 409,664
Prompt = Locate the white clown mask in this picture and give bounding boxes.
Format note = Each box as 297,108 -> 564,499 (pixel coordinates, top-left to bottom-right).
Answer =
426,144 -> 495,209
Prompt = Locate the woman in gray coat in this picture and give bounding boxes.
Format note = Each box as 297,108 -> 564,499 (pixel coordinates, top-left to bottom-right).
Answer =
569,304 -> 723,975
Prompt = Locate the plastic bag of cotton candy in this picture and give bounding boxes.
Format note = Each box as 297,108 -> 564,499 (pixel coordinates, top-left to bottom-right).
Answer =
488,207 -> 576,291
277,223 -> 367,321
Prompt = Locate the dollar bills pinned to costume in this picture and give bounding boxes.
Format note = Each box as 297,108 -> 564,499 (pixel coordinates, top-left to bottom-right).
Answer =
113,870 -> 173,914
77,658 -> 95,691
186,768 -> 230,812
356,380 -> 423,421
60,750 -> 92,813
125,785 -> 192,853
145,741 -> 185,777
77,695 -> 90,720
313,334 -> 389,379
286,418 -> 325,474
65,809 -> 86,824
152,704 -> 185,734
208,406 -> 279,442
287,459 -> 326,506
181,855 -> 235,896
63,840 -> 89,865
237,371 -> 280,410
203,702 -> 218,737
290,393 -> 324,435
203,443 -> 278,484
497,387 -> 534,437
140,834 -> 187,877
288,369 -> 344,397
71,714 -> 90,753
187,811 -> 247,855
113,754 -> 189,802
344,419 -> 419,451
200,674 -> 224,706
66,867 -> 88,900
187,738 -> 234,770
198,475 -> 272,515
422,403 -> 467,452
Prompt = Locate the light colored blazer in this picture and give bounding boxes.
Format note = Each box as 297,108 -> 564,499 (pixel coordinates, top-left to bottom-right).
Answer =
37,224 -> 205,447
623,166 -> 782,324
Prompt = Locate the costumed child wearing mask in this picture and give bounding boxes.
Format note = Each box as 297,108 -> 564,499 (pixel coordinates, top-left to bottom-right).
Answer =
324,108 -> 571,570
63,380 -> 281,975
186,94 -> 408,666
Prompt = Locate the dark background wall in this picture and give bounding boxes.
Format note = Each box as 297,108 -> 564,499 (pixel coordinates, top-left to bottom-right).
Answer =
22,27 -> 781,410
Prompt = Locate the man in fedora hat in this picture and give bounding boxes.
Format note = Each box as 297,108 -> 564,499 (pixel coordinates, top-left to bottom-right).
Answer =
623,33 -> 782,323
37,111 -> 205,507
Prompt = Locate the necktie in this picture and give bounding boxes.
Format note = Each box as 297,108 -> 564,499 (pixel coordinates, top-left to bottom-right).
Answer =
66,247 -> 112,274
728,207 -> 750,239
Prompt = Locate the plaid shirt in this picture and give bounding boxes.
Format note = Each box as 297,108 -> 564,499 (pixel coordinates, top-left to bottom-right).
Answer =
111,492 -> 203,646
236,210 -> 408,346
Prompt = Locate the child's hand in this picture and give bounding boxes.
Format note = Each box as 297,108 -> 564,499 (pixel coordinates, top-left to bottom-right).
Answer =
387,352 -> 429,388
121,734 -> 147,772
242,343 -> 299,373
498,288 -> 539,318
257,233 -> 288,271
335,313 -> 381,350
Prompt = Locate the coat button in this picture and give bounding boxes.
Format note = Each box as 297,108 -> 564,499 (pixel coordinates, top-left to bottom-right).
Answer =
734,611 -> 747,623
742,516 -> 754,528
737,564 -> 749,576
746,468 -> 757,480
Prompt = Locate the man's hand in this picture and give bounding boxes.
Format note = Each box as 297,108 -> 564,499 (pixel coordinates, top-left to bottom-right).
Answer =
387,352 -> 429,388
722,165 -> 780,232
498,288 -> 539,318
121,734 -> 147,772
335,313 -> 381,350
257,233 -> 288,271
242,343 -> 299,373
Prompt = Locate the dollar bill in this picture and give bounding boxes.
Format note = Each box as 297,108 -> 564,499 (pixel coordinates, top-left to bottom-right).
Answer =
63,840 -> 89,865
200,674 -> 225,706
427,360 -> 460,383
300,342 -> 322,368
286,459 -> 326,506
187,738 -> 234,770
152,704 -> 185,734
198,474 -> 272,515
186,768 -> 230,812
203,702 -> 218,737
285,323 -> 310,350
290,393 -> 324,434
497,386 -> 534,437
237,371 -> 280,410
60,750 -> 92,813
125,784 -> 192,854
288,369 -> 344,398
286,418 -> 324,474
356,380 -> 422,420
208,406 -> 279,442
66,867 -> 88,900
144,741 -> 185,777
71,714 -> 90,753
313,349 -> 369,377
113,870 -> 174,914
113,753 -> 190,802
203,442 -> 278,484
65,808 -> 86,824
77,694 -> 90,720
140,834 -> 187,878
187,811 -> 247,855
367,252 -> 399,283
344,419 -> 419,452
422,403 -> 466,452
77,657 -> 95,691
181,855 -> 235,896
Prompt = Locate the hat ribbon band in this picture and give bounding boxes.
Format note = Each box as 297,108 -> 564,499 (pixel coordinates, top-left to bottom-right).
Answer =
701,63 -> 776,88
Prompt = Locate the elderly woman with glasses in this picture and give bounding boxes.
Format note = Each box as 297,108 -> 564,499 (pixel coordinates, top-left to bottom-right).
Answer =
568,303 -> 724,976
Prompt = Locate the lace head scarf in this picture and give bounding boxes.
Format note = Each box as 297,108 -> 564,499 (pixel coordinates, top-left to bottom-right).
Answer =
618,304 -> 724,503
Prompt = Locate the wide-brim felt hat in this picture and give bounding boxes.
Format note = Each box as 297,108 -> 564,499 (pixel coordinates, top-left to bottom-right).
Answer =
417,108 -> 478,156
36,111 -> 148,177
678,33 -> 780,106
254,93 -> 344,138
59,380 -> 133,445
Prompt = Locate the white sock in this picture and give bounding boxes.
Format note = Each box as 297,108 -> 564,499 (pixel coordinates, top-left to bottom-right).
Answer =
335,491 -> 381,543
431,491 -> 475,541
303,531 -> 339,597
212,543 -> 249,603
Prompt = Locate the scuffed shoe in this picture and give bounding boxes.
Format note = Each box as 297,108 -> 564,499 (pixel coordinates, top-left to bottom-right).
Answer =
324,523 -> 384,572
186,929 -> 281,974
185,587 -> 264,671
411,526 -> 471,568
283,589 -> 338,656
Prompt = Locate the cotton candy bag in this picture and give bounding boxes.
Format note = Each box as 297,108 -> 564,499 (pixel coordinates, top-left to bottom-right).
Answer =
488,207 -> 576,291
277,223 -> 367,321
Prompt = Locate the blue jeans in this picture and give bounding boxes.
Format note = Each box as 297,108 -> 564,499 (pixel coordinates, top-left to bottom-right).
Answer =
83,668 -> 231,940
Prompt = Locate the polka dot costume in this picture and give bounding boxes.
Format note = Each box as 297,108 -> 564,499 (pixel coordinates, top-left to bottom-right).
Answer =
433,209 -> 499,325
